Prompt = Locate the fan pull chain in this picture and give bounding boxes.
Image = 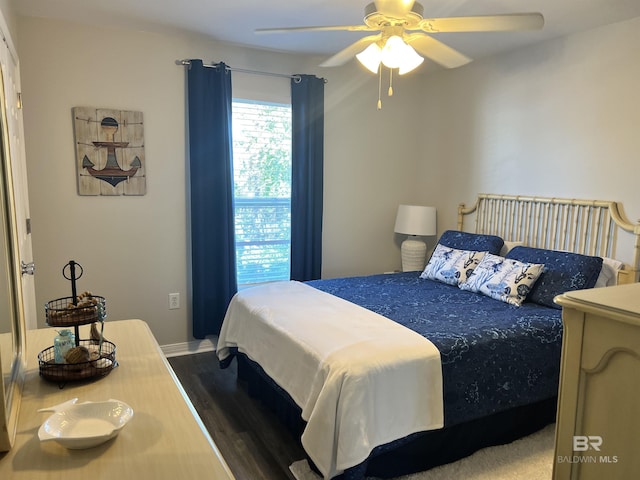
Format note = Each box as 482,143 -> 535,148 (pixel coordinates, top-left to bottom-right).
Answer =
377,65 -> 382,110
388,68 -> 393,97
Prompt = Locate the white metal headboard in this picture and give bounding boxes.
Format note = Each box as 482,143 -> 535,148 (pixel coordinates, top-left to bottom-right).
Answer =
458,194 -> 640,284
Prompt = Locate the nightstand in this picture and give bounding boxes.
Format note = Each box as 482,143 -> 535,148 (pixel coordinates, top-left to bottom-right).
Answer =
553,283 -> 640,479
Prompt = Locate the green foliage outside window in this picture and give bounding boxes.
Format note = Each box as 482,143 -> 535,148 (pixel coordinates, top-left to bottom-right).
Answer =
232,100 -> 292,286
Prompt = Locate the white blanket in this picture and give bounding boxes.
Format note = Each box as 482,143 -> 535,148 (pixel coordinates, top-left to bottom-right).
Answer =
217,281 -> 444,479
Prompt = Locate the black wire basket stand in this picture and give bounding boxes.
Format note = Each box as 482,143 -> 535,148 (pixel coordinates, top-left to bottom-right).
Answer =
39,260 -> 117,386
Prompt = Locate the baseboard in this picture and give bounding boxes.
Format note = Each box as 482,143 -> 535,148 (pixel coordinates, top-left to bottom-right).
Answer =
161,337 -> 217,358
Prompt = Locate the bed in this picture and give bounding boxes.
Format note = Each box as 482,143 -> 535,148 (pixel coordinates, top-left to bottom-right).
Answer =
216,194 -> 640,480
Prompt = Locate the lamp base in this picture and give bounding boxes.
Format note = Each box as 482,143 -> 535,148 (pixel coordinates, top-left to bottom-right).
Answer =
401,237 -> 427,272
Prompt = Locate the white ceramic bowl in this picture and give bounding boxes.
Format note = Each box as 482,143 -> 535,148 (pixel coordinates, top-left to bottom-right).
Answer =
38,398 -> 134,449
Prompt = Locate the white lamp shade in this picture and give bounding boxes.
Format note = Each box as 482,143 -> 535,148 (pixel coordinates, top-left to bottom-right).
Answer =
394,205 -> 437,236
380,36 -> 406,69
395,205 -> 436,272
379,36 -> 424,74
398,47 -> 424,75
356,43 -> 382,73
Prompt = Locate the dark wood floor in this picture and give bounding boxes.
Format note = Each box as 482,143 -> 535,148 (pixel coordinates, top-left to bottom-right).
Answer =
168,351 -> 306,480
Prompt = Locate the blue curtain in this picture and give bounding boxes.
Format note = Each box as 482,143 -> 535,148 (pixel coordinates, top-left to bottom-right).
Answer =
187,60 -> 237,338
290,75 -> 325,281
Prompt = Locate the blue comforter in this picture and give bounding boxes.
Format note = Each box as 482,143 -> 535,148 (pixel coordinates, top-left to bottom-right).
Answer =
307,272 -> 562,426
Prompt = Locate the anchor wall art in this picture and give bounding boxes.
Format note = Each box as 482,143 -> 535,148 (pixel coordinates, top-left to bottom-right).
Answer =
73,107 -> 146,196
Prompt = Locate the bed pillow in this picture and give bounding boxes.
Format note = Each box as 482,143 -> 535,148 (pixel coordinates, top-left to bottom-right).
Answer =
459,253 -> 545,306
505,246 -> 603,309
420,244 -> 486,286
594,257 -> 624,288
437,230 -> 504,255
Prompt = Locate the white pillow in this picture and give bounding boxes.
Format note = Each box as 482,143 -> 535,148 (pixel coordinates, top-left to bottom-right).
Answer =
594,257 -> 624,288
459,253 -> 545,306
421,244 -> 486,286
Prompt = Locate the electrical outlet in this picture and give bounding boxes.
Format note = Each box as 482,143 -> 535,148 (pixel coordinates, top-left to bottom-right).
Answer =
168,293 -> 180,310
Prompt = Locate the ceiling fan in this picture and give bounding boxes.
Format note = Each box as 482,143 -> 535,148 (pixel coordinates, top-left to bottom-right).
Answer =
256,0 -> 544,73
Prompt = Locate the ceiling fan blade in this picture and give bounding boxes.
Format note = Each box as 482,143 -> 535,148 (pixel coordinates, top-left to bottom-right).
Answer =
405,34 -> 471,69
319,34 -> 382,67
419,13 -> 544,33
256,25 -> 376,34
374,0 -> 416,18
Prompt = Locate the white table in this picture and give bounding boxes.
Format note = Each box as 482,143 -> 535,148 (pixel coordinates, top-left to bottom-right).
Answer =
0,319 -> 235,480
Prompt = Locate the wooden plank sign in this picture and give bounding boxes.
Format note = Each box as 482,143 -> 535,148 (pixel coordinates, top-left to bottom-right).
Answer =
73,107 -> 146,196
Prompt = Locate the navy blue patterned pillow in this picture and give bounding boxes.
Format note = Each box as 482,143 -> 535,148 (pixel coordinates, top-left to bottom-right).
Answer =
506,246 -> 603,309
437,230 -> 504,255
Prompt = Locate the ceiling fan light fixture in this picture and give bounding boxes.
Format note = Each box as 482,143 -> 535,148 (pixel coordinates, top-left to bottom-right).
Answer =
256,1 -> 544,110
378,35 -> 424,74
356,42 -> 382,73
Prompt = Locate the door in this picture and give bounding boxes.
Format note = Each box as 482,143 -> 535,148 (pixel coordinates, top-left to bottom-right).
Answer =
0,16 -> 36,330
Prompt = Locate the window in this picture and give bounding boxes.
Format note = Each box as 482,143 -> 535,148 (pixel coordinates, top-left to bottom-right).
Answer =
232,100 -> 292,287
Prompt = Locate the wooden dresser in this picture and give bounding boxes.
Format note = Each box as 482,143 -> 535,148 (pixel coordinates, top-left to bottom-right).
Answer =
553,283 -> 640,479
0,319 -> 235,480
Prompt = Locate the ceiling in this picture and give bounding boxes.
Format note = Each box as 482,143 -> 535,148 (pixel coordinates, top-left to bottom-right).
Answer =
13,0 -> 640,68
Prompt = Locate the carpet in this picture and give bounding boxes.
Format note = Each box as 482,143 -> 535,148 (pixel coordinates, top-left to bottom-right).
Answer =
289,424 -> 554,480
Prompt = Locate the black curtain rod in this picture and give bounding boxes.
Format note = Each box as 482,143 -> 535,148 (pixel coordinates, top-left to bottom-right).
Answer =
177,59 -> 330,83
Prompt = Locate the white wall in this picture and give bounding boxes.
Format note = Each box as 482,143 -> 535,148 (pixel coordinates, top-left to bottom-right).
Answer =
415,16 -> 640,266
322,63 -> 428,278
16,16 -> 422,345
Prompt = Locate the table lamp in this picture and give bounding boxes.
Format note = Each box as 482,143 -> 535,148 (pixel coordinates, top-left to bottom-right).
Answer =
394,205 -> 437,271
